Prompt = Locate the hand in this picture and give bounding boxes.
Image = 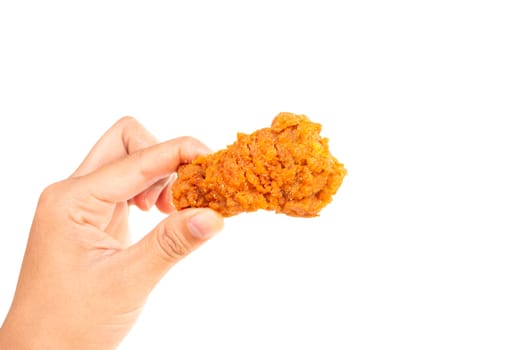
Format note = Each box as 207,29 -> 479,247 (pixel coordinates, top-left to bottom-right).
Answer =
0,117 -> 224,350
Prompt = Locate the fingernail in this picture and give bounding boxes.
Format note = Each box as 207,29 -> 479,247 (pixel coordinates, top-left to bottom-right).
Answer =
187,210 -> 224,239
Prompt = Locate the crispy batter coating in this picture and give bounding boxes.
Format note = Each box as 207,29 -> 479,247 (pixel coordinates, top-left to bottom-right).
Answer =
172,112 -> 347,217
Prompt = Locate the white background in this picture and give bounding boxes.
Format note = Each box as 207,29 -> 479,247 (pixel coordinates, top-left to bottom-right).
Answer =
1,1 -> 516,349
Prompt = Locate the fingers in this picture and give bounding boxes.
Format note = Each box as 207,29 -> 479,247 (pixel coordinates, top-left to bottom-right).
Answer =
80,136 -> 210,204
131,176 -> 173,212
72,116 -> 158,177
155,178 -> 176,213
113,208 -> 224,295
72,116 -> 167,211
103,202 -> 131,247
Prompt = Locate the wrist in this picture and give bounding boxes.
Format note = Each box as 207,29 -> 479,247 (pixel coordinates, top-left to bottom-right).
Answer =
0,324 -> 31,350
1,317 -> 117,350
0,315 -> 60,350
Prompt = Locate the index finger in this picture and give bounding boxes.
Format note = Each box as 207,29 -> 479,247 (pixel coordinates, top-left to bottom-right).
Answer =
80,136 -> 210,204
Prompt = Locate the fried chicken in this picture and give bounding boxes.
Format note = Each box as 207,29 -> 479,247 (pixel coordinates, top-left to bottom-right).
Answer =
172,112 -> 346,217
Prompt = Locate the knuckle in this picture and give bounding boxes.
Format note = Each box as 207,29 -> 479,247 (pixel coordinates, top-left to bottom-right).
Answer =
39,181 -> 66,205
116,116 -> 139,128
177,135 -> 197,144
176,136 -> 201,152
37,180 -> 79,218
155,222 -> 192,261
175,136 -> 206,161
118,116 -> 156,154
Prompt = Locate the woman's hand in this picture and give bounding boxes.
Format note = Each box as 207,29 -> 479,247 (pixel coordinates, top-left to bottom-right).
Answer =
0,117 -> 224,350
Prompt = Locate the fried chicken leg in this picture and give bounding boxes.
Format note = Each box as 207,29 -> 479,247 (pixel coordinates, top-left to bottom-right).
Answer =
172,112 -> 346,217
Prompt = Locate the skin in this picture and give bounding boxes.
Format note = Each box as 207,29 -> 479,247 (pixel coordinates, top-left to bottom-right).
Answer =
0,117 -> 224,349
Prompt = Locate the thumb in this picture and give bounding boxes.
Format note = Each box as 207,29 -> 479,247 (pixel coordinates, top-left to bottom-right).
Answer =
117,208 -> 224,294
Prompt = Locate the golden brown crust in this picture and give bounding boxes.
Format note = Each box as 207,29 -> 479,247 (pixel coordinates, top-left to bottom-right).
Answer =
172,112 -> 347,217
